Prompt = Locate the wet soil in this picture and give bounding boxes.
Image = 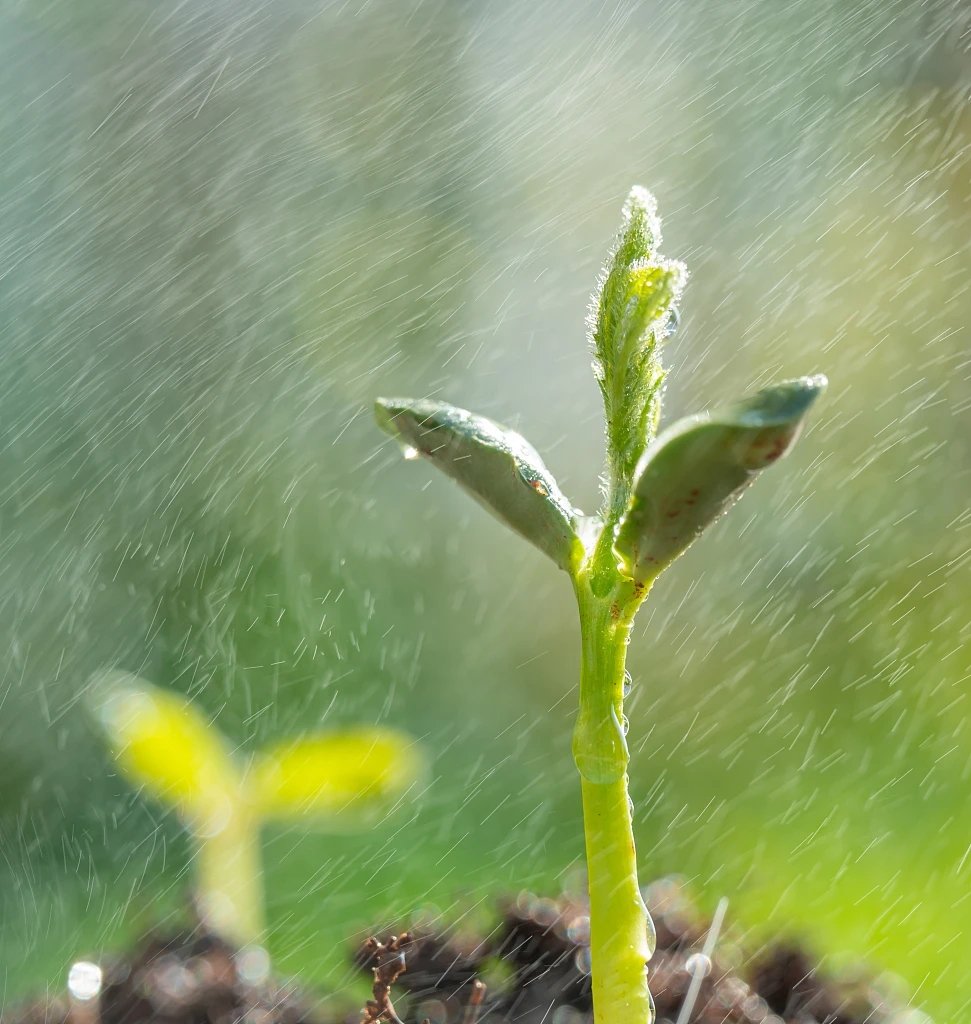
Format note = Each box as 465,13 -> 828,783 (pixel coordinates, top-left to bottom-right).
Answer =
2,880 -> 911,1024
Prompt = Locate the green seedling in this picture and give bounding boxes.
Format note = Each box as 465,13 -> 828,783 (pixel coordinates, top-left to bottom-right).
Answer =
375,187 -> 826,1024
92,671 -> 425,946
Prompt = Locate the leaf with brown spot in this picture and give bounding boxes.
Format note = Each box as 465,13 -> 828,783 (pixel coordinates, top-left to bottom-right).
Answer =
375,398 -> 582,571
615,376 -> 827,583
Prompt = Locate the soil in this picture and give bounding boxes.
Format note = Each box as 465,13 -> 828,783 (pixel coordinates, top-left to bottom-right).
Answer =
2,879 -> 911,1024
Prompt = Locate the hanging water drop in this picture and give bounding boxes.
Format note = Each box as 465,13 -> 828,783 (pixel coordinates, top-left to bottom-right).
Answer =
663,306 -> 680,338
645,909 -> 657,961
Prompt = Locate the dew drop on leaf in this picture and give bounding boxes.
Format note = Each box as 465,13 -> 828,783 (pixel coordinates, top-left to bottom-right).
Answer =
664,306 -> 680,338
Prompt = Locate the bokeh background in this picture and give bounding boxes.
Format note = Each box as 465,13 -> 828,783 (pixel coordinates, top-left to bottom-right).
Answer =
0,0 -> 968,1018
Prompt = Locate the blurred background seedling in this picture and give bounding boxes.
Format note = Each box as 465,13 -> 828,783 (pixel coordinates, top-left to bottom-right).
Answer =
92,671 -> 426,947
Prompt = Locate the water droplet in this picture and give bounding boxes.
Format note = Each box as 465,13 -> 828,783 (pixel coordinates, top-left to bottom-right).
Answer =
573,946 -> 592,976
402,445 -> 419,461
533,897 -> 559,926
742,994 -> 769,1019
628,795 -> 636,819
236,946 -> 271,986
645,911 -> 657,961
685,952 -> 712,978
647,990 -> 656,1024
663,306 -> 680,338
68,962 -> 102,1002
622,671 -> 633,698
154,957 -> 193,1003
621,714 -> 630,735
566,915 -> 590,944
515,890 -> 538,916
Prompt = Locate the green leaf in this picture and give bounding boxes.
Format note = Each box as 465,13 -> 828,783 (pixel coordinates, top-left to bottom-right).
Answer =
615,375 -> 827,582
589,187 -> 686,508
248,727 -> 426,828
375,397 -> 581,571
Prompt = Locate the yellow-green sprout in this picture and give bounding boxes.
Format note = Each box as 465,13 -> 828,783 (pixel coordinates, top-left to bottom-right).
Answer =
92,672 -> 425,946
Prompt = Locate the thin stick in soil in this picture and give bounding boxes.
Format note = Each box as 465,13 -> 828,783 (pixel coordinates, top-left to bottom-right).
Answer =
461,980 -> 487,1024
361,934 -> 413,1024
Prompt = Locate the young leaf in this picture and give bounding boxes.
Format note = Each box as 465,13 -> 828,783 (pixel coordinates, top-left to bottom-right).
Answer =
615,375 -> 827,582
248,727 -> 426,827
91,672 -> 241,828
589,187 -> 686,510
375,397 -> 581,571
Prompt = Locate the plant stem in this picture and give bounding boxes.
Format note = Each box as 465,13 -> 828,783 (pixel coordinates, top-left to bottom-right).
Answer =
572,573 -> 654,1024
195,803 -> 264,946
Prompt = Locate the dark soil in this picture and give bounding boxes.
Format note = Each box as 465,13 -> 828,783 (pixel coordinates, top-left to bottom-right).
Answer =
4,930 -> 317,1024
2,880 -> 910,1024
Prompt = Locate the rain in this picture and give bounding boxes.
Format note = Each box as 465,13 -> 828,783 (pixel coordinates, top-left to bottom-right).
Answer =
0,1 -> 967,1022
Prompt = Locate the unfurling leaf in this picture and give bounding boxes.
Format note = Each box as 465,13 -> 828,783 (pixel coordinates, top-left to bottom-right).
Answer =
91,672 -> 240,827
589,187 -> 686,506
248,727 -> 425,827
615,375 -> 827,582
375,397 -> 581,571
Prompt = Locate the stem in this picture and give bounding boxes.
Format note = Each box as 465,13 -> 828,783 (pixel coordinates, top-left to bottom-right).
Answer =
572,574 -> 654,1024
195,803 -> 264,946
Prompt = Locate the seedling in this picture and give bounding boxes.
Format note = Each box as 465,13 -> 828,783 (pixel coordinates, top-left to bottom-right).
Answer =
375,188 -> 826,1024
92,671 -> 425,947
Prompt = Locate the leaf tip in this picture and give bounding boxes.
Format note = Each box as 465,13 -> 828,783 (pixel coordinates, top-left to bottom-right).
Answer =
622,185 -> 661,249
374,396 -> 399,436
736,374 -> 828,428
88,670 -> 148,744
375,397 -> 428,459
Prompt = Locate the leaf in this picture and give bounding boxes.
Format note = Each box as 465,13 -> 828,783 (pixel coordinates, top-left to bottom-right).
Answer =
615,375 -> 827,582
588,187 -> 686,500
91,672 -> 241,827
375,397 -> 581,571
248,727 -> 426,827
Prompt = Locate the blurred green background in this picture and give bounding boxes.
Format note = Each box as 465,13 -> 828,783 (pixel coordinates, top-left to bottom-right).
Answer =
0,0 -> 967,1018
